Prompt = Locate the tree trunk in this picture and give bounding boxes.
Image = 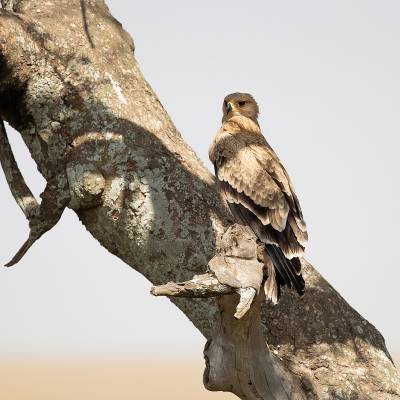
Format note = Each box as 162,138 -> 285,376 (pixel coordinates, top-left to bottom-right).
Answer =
0,1 -> 398,399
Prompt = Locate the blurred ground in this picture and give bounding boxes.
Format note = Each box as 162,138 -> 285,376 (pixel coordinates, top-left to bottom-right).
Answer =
0,357 -> 235,400
0,356 -> 397,399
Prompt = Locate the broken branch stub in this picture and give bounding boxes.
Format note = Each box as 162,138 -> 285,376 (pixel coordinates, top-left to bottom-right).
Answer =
150,274 -> 234,298
151,224 -> 264,319
150,224 -> 302,397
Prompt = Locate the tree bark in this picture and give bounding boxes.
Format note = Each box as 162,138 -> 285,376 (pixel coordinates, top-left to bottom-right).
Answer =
0,1 -> 399,399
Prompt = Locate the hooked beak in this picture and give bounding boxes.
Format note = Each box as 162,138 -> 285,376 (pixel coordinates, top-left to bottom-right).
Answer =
226,102 -> 233,114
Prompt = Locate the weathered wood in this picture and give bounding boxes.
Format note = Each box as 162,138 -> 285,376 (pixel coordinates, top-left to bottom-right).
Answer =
151,273 -> 234,298
205,292 -> 299,399
151,224 -> 263,320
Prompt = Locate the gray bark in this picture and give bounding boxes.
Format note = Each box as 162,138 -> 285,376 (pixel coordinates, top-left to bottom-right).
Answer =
0,1 -> 399,399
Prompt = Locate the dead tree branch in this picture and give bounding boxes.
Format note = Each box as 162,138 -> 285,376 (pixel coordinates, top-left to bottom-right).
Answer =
152,225 -> 263,320
151,274 -> 234,298
0,119 -> 39,218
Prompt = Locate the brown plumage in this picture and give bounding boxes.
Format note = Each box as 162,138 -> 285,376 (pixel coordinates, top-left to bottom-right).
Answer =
209,92 -> 308,303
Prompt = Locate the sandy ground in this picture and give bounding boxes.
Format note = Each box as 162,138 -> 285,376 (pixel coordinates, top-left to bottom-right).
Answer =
0,356 -> 398,399
0,357 -> 235,400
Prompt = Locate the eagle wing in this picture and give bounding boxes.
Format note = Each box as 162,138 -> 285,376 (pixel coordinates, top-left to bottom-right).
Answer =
211,129 -> 307,259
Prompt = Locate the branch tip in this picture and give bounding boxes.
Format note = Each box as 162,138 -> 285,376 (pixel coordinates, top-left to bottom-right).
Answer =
150,273 -> 233,298
151,273 -> 257,319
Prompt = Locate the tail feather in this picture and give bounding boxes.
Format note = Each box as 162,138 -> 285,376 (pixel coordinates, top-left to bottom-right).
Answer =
264,244 -> 305,297
266,244 -> 292,289
263,258 -> 281,305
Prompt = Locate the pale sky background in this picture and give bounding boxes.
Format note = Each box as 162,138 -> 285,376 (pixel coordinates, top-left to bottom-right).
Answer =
0,0 -> 399,359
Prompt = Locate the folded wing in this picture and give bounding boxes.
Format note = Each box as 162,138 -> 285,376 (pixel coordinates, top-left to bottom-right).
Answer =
213,132 -> 307,259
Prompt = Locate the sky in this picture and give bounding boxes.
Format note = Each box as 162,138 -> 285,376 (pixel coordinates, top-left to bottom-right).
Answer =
0,0 -> 399,358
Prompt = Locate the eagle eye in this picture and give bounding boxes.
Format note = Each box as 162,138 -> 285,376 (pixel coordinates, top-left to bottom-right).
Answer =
238,101 -> 246,107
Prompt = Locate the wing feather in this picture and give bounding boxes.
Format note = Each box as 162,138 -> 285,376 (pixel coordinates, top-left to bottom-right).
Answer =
211,129 -> 307,257
216,145 -> 289,231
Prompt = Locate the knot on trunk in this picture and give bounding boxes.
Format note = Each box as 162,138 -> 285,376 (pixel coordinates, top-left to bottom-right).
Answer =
67,165 -> 105,210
